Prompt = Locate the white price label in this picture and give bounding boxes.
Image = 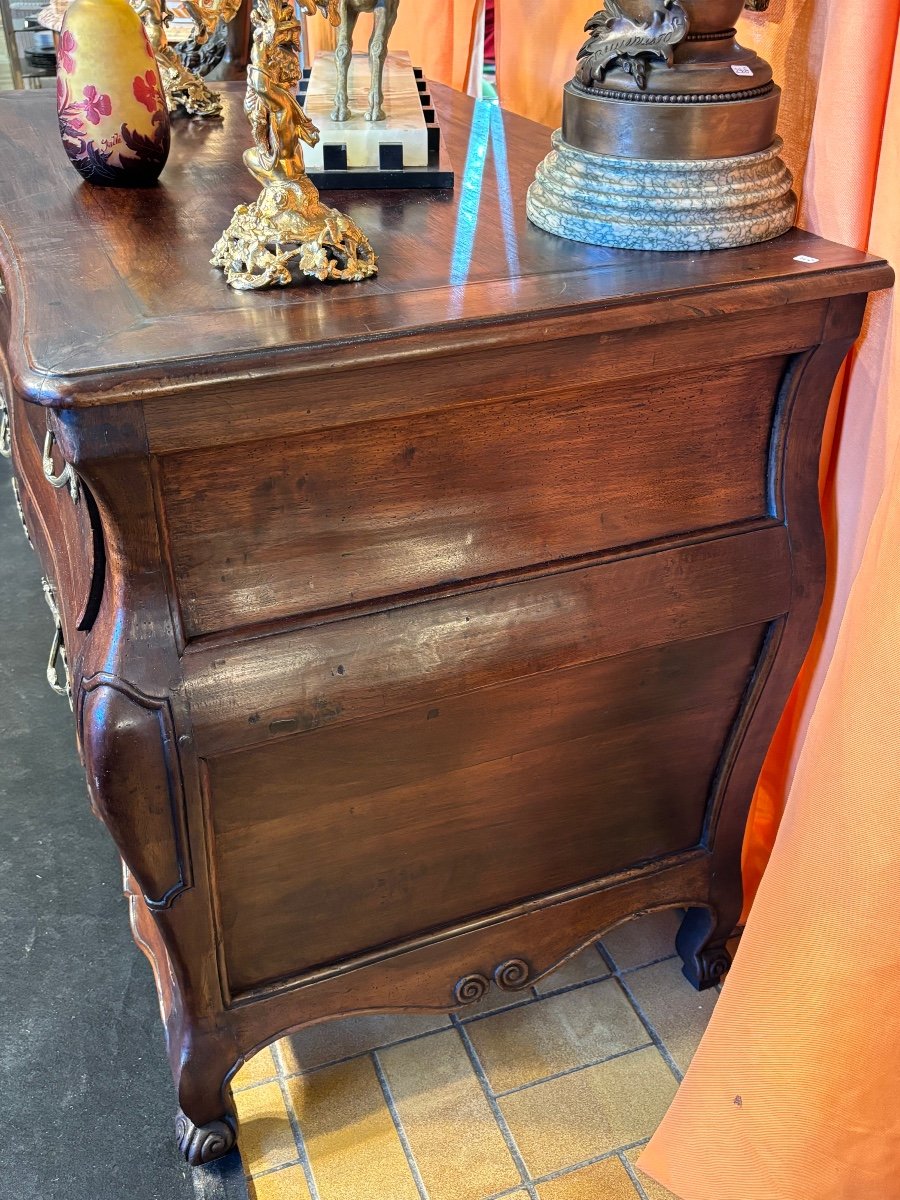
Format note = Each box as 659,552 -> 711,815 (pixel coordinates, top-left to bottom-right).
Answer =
793,255 -> 820,264
731,65 -> 754,77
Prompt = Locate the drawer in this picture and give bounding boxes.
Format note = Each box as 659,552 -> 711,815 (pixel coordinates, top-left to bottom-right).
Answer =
188,524 -> 792,998
8,393 -> 105,642
206,619 -> 769,998
158,354 -> 787,639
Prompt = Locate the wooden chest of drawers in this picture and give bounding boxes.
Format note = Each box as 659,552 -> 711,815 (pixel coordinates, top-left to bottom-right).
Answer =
0,83 -> 891,1163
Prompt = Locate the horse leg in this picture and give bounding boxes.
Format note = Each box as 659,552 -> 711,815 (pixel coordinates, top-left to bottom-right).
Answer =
331,4 -> 357,122
366,3 -> 396,121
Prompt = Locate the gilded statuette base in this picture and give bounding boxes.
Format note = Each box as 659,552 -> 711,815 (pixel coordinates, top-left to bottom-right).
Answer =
132,0 -> 226,117
527,131 -> 796,251
156,53 -> 223,117
211,177 -> 377,289
213,0 -> 377,290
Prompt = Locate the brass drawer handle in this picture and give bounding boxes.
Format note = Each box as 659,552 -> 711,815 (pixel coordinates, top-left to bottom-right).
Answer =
11,478 -> 33,548
42,577 -> 72,705
42,429 -> 80,504
0,392 -> 10,459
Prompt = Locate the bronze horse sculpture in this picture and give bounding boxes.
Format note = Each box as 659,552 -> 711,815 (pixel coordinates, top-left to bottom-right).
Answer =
330,0 -> 400,123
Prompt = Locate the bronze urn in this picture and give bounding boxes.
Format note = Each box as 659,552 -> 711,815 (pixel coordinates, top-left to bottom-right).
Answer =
565,0 -> 782,159
527,0 -> 798,251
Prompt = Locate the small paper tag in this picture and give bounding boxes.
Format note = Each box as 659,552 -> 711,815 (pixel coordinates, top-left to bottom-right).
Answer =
731,64 -> 754,77
793,255 -> 820,264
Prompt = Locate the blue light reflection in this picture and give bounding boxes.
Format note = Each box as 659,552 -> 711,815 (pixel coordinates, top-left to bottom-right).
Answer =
449,99 -> 520,286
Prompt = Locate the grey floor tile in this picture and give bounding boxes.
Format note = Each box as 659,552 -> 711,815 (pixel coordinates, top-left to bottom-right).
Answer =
601,910 -> 682,973
624,957 -> 719,1073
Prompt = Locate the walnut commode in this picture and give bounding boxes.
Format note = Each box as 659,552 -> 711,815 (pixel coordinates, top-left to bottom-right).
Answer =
528,0 -> 797,250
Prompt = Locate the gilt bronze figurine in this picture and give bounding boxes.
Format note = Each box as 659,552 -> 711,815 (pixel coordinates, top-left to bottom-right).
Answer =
211,0 -> 377,289
132,0 -> 240,117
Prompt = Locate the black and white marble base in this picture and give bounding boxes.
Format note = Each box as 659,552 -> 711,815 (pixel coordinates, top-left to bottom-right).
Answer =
527,131 -> 796,251
297,60 -> 454,190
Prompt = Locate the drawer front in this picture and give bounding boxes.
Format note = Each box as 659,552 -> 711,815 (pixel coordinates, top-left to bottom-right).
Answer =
8,390 -> 105,639
189,525 -> 791,999
159,354 -> 786,639
206,619 -> 769,997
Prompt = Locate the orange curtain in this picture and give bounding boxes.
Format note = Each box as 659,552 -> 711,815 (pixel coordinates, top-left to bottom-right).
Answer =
641,367 -> 900,1200
303,0 -> 482,93
493,6 -> 900,1193
493,3 -> 589,126
736,0 -> 900,913
644,3 -> 899,1196
495,0 -> 900,913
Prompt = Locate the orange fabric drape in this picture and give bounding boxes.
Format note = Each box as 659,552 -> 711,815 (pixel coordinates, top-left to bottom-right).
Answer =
493,3 -> 589,126
303,0 -> 482,93
737,0 -> 900,912
493,5 -> 900,1194
640,373 -> 900,1200
495,0 -> 900,913
641,4 -> 900,1197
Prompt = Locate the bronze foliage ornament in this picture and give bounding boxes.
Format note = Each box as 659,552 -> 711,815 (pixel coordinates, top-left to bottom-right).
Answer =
576,0 -> 690,92
211,0 -> 378,290
527,0 -> 795,250
576,0 -> 769,94
131,0 -> 240,117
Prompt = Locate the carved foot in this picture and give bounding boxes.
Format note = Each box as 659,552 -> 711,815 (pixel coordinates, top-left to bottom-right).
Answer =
175,1109 -> 236,1166
365,105 -> 386,122
681,941 -> 732,990
676,908 -> 734,991
331,102 -> 351,122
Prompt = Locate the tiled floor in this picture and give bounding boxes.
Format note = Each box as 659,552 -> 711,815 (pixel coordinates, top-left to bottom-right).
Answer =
230,911 -> 721,1200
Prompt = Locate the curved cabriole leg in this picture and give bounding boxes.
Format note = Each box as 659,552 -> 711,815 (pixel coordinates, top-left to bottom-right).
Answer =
175,1110 -> 236,1166
676,906 -> 734,991
173,1028 -> 242,1166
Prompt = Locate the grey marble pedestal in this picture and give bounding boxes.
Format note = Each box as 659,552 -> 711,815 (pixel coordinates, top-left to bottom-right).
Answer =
527,131 -> 797,251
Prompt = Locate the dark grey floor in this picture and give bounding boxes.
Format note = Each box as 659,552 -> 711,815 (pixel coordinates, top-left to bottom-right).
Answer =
0,459 -> 247,1200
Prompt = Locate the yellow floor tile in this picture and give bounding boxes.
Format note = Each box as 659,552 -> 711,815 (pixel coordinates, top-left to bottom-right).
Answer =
378,1028 -> 522,1200
466,979 -> 648,1093
286,1057 -> 420,1200
248,1164 -> 313,1200
626,1148 -> 680,1200
235,1080 -> 299,1176
537,1156 -> 639,1199
601,910 -> 682,972
233,1045 -> 279,1091
533,945 -> 608,995
624,957 -> 718,1073
280,1013 -> 449,1074
500,1047 -> 678,1178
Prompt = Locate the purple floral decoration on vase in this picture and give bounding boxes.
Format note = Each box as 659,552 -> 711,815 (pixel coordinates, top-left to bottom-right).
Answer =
56,6 -> 170,186
57,29 -> 77,74
79,84 -> 113,125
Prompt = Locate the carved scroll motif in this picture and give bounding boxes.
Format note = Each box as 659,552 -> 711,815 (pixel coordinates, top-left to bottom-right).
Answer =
454,958 -> 532,1005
